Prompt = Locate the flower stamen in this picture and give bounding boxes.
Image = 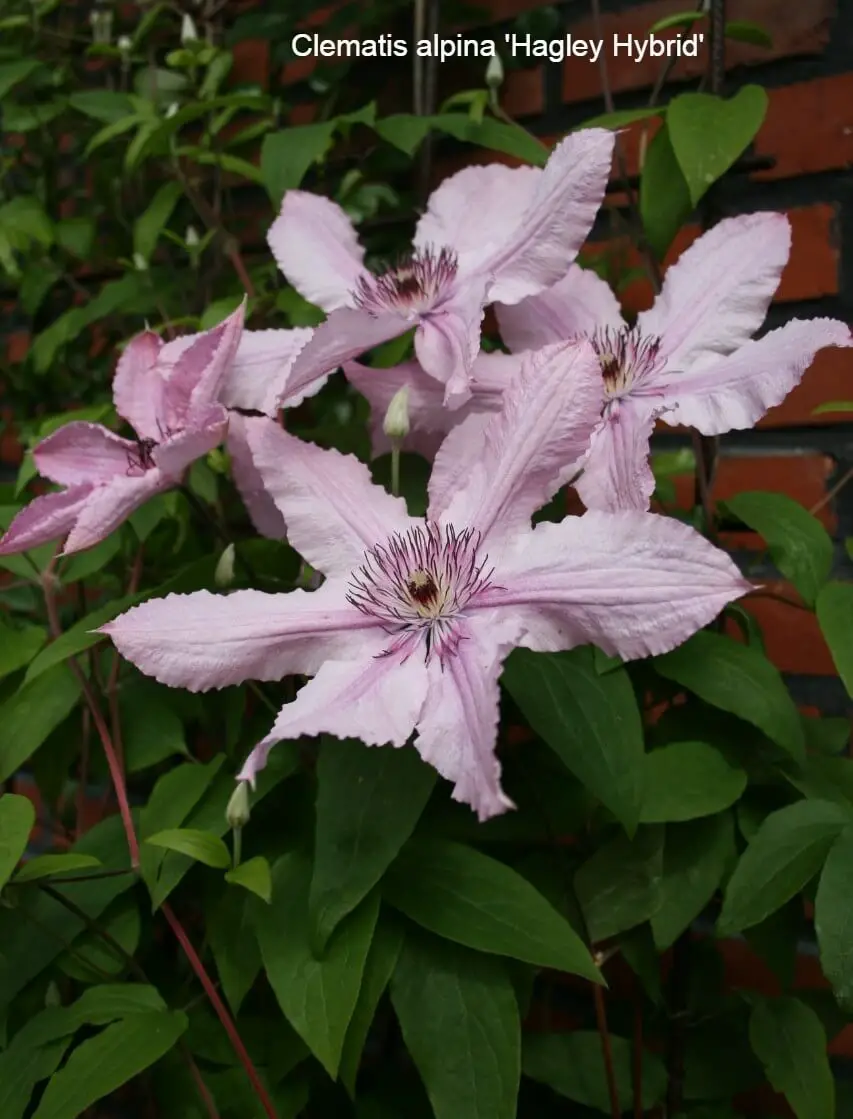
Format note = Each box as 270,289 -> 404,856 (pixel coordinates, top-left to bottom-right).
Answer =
352,246 -> 458,317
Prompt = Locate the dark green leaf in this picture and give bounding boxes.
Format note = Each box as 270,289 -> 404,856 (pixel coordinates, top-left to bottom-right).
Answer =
0,621 -> 46,680
573,106 -> 665,131
668,87 -> 768,206
749,996 -> 834,1119
640,123 -> 693,258
652,813 -> 735,949
14,853 -> 101,884
815,825 -> 853,1010
120,679 -> 188,772
311,738 -> 435,951
575,826 -> 664,942
133,181 -> 183,263
723,492 -> 832,607
0,793 -> 35,891
208,892 -> 262,1016
725,19 -> 773,47
391,932 -> 520,1119
641,742 -> 747,823
655,631 -> 805,763
384,838 -> 600,981
0,665 -> 81,781
60,535 -> 122,583
0,60 -> 40,100
816,582 -> 853,699
260,122 -> 336,205
31,1010 -> 188,1119
254,852 -> 379,1077
523,1030 -> 667,1112
502,647 -> 644,832
718,799 -> 851,935
68,91 -> 136,122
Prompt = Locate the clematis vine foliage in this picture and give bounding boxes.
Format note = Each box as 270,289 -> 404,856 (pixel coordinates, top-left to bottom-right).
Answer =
1,6 -> 852,1119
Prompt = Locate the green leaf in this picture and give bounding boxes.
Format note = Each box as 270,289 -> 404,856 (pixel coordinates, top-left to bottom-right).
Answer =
120,679 -> 188,772
208,892 -> 262,1016
145,827 -> 231,869
641,742 -> 746,823
640,123 -> 693,258
311,739 -> 435,951
726,19 -> 773,47
383,838 -> 600,981
722,492 -> 832,607
654,631 -> 805,763
812,400 -> 853,415
0,621 -> 46,680
0,196 -> 53,248
14,853 -> 101,884
254,852 -> 379,1077
0,665 -> 81,782
573,106 -> 665,131
60,535 -> 122,583
176,146 -> 265,185
68,90 -> 136,122
668,86 -> 768,206
815,825 -> 853,1009
133,180 -> 183,264
502,647 -> 644,833
523,1029 -> 667,1112
816,582 -> 853,699
718,799 -> 851,935
54,217 -> 96,260
374,114 -> 432,155
225,855 -> 272,902
749,996 -> 834,1119
340,916 -> 404,1096
0,793 -> 35,891
0,60 -> 40,100
651,813 -> 736,949
260,122 -> 336,205
575,826 -> 664,942
85,113 -> 147,156
431,114 -> 548,166
391,932 -> 520,1119
31,1010 -> 188,1119
649,10 -> 706,33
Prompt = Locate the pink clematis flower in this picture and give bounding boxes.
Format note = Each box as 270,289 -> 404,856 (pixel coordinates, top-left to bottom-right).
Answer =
102,339 -> 750,820
497,212 -> 853,511
0,304 -> 245,556
264,129 -> 615,408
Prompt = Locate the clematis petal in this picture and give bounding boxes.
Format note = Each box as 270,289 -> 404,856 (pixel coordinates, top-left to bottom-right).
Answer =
655,318 -> 853,434
475,129 -> 615,305
415,276 -> 489,405
153,402 -> 228,479
219,327 -> 314,415
63,472 -> 167,554
268,192 -> 368,312
238,635 -> 430,787
414,619 -> 516,822
226,414 -> 288,539
102,581 -> 375,690
0,485 -> 94,555
243,420 -> 415,578
112,331 -> 165,439
479,511 -> 750,660
574,401 -> 658,512
496,263 -> 625,353
413,163 -> 540,274
345,351 -> 511,457
283,307 -> 407,408
438,340 -> 603,548
427,411 -> 495,520
162,302 -> 245,425
638,212 -> 791,372
34,423 -> 140,486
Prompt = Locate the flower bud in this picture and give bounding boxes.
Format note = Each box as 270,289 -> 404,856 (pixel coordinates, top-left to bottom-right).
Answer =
226,782 -> 251,830
132,252 -> 148,272
117,35 -> 132,53
214,542 -> 236,588
88,7 -> 113,44
485,53 -> 504,89
185,224 -> 200,247
181,13 -> 198,44
382,386 -> 410,441
165,101 -> 180,119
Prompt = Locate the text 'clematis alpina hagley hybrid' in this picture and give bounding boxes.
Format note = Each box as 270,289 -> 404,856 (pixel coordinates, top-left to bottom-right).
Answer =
498,212 -> 853,511
265,129 -> 615,408
0,303 -> 244,557
103,339 -> 750,820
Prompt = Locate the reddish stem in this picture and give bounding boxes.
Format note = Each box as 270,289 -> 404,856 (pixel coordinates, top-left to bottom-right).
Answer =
633,997 -> 644,1119
162,902 -> 278,1119
593,984 -> 621,1119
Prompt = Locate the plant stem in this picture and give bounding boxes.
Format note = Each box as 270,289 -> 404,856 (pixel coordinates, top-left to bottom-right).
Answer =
593,983 -> 621,1119
162,901 -> 279,1119
810,463 -> 853,516
390,445 -> 401,497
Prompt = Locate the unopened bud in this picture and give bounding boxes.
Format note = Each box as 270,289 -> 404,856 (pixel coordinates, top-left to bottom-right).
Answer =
382,386 -> 410,441
45,981 -> 61,1008
181,13 -> 198,44
132,252 -> 148,271
185,224 -> 200,247
226,782 -> 251,830
117,35 -> 132,54
485,53 -> 504,89
89,7 -> 113,44
165,101 -> 180,119
214,542 -> 236,588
